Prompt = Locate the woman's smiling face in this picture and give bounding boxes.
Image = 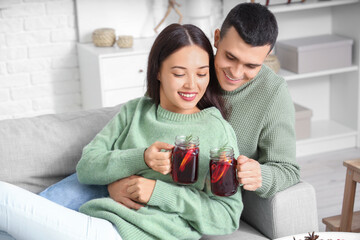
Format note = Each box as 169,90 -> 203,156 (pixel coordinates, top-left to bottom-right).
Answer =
158,45 -> 210,114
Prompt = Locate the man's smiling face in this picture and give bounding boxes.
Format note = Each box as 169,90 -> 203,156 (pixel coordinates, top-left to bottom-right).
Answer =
214,26 -> 271,91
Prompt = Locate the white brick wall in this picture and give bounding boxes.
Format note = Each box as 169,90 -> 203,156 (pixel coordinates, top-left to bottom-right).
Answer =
0,88 -> 10,102
0,0 -> 80,119
0,0 -> 222,119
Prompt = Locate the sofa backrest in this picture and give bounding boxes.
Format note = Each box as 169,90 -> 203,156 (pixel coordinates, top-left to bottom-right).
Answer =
0,105 -> 122,193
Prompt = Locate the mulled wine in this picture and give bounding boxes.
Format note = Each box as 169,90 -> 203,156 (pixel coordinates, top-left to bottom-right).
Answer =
209,147 -> 238,196
172,135 -> 199,184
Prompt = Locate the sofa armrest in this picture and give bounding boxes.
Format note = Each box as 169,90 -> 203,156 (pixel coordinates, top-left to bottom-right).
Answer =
241,180 -> 318,239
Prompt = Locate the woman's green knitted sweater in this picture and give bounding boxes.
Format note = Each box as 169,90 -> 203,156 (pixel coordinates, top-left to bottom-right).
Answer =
223,65 -> 300,198
76,97 -> 243,240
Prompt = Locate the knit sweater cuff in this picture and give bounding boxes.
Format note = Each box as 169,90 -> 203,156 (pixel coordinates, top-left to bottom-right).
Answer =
256,164 -> 273,197
118,147 -> 149,174
148,180 -> 179,208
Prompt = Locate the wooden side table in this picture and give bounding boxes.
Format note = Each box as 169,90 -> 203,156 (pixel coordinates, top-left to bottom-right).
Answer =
322,159 -> 360,232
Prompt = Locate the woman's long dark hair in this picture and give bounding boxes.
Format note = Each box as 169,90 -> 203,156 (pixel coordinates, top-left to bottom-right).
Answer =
146,24 -> 227,118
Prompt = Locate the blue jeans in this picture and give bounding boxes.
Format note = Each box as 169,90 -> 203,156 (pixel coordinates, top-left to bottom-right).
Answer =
39,173 -> 108,211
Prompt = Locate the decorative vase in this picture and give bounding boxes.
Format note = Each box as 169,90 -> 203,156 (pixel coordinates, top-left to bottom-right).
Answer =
92,28 -> 116,47
117,35 -> 133,48
264,54 -> 281,73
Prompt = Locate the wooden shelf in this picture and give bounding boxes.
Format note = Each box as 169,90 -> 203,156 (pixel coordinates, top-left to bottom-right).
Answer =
279,65 -> 359,82
269,0 -> 359,13
296,120 -> 357,157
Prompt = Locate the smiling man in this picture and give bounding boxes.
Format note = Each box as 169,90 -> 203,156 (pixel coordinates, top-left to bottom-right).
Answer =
213,3 -> 300,197
214,27 -> 269,91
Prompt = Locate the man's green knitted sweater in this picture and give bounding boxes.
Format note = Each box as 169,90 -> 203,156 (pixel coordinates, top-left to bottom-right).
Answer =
223,64 -> 300,198
76,97 -> 243,240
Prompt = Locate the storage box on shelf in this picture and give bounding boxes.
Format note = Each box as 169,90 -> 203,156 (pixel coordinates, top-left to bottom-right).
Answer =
223,0 -> 360,157
77,37 -> 155,109
276,34 -> 353,74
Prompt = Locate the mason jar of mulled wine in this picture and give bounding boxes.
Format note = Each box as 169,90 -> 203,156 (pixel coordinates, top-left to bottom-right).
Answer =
172,135 -> 199,184
209,146 -> 238,196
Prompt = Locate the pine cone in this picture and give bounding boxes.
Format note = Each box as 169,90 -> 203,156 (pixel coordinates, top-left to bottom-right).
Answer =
304,231 -> 319,240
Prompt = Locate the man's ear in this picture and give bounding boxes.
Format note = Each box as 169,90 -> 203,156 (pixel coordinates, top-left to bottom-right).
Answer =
214,29 -> 221,48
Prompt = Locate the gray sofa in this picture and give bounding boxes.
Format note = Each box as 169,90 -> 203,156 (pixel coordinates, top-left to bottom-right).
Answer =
0,105 -> 319,240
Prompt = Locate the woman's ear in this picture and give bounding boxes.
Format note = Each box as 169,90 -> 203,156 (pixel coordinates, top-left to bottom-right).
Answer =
157,72 -> 160,81
214,29 -> 221,48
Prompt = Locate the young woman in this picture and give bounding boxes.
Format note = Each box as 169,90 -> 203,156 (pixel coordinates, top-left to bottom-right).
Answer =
0,24 -> 242,240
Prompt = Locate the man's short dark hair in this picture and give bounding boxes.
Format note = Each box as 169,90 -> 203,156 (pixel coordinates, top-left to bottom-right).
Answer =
220,3 -> 278,51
